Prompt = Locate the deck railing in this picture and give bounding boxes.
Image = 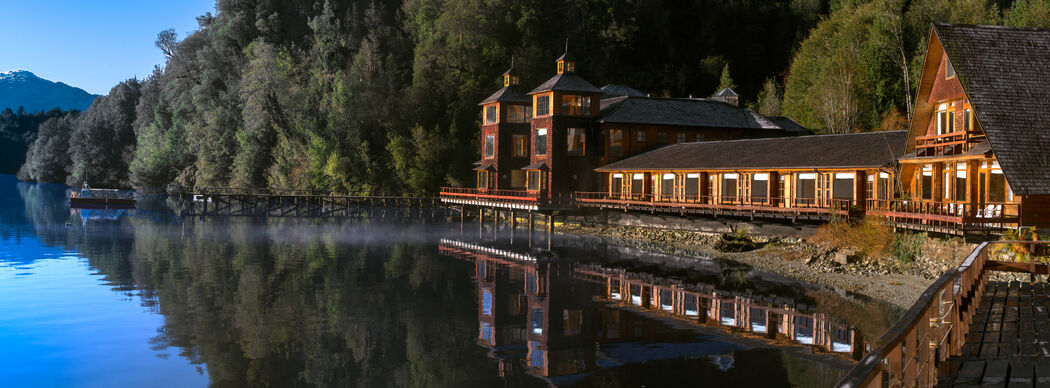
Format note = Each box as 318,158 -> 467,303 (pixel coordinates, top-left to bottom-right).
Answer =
866,199 -> 1020,233
836,241 -> 1050,388
573,192 -> 855,218
439,187 -> 541,207
914,131 -> 984,157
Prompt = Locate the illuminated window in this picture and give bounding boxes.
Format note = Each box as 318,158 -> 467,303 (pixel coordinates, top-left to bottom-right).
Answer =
631,173 -> 644,195
507,105 -> 529,123
722,173 -> 738,199
567,128 -> 585,156
535,95 -> 550,117
484,105 -> 497,124
752,173 -> 769,200
512,135 -> 527,157
484,135 -> 494,157
511,170 -> 525,188
535,128 -> 547,155
561,95 -> 591,116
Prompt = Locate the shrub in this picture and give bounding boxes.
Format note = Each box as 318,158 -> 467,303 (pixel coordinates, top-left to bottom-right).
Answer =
891,232 -> 924,263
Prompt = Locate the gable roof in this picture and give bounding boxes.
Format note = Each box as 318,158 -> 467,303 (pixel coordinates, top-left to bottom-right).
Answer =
529,73 -> 602,95
920,23 -> 1050,195
598,96 -> 782,130
478,85 -> 531,105
767,117 -> 810,133
711,87 -> 739,98
596,131 -> 907,172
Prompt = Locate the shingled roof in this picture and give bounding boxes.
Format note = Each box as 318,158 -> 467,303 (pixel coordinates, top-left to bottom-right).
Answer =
529,73 -> 602,95
598,96 -> 782,130
478,85 -> 531,105
931,23 -> 1050,195
596,131 -> 907,172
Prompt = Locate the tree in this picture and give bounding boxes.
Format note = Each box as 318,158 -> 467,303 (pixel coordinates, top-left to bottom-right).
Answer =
718,63 -> 737,91
756,78 -> 782,117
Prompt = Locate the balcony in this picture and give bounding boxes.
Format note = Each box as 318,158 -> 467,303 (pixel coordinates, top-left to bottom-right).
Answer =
572,192 -> 855,221
439,187 -> 541,210
865,199 -> 1019,235
914,131 -> 985,157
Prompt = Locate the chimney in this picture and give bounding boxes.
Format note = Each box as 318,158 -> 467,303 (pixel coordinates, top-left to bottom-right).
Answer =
710,87 -> 739,107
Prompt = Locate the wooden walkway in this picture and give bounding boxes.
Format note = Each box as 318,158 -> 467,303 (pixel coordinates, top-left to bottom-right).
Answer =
937,280 -> 1050,387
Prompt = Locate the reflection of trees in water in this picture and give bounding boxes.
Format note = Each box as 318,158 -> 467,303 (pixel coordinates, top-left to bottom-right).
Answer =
123,219 -> 515,387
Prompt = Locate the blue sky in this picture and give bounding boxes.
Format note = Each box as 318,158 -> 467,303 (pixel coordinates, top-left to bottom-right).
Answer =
0,0 -> 216,95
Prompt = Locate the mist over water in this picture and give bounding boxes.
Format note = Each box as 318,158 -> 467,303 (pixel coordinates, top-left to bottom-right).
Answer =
0,175 -> 899,387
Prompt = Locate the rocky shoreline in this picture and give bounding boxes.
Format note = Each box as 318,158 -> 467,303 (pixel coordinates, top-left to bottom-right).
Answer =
553,222 -> 976,309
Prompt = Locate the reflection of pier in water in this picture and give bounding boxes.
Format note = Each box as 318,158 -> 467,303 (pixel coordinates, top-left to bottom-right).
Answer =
438,238 -> 861,385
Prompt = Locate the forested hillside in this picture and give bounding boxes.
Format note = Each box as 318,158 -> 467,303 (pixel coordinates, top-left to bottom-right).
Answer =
16,0 -> 1050,193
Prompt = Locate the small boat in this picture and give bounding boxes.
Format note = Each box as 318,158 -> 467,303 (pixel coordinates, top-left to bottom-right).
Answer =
70,183 -> 136,208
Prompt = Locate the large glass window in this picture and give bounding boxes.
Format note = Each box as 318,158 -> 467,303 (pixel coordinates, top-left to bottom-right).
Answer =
661,174 -> 675,197
535,95 -> 550,117
833,173 -> 854,200
567,128 -> 585,156
921,165 -> 933,200
937,102 -> 955,135
989,166 -> 1006,202
752,173 -> 769,200
507,105 -> 529,123
631,174 -> 644,195
878,172 -> 890,200
954,163 -> 967,202
484,135 -> 495,157
722,173 -> 738,199
611,174 -> 623,194
484,105 -> 497,124
685,174 -> 700,197
561,95 -> 591,116
797,173 -> 816,201
512,135 -> 527,157
609,129 -> 623,158
535,128 -> 547,155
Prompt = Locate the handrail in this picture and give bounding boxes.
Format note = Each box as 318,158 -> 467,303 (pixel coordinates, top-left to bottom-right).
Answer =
837,241 -> 1050,388
190,186 -> 435,199
866,199 -> 1020,232
573,192 -> 856,213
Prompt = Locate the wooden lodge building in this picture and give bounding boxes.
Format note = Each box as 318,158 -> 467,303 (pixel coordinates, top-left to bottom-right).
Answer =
441,23 -> 1050,235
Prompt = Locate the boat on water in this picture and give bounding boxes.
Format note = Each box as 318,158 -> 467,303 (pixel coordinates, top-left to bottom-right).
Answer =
69,183 -> 136,208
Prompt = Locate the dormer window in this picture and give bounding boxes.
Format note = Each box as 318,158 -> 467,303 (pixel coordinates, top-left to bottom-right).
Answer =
945,60 -> 955,79
556,60 -> 575,74
504,74 -> 519,87
484,105 -> 498,124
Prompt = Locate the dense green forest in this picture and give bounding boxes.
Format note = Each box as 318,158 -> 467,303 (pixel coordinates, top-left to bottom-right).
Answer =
14,0 -> 1050,193
0,108 -> 75,175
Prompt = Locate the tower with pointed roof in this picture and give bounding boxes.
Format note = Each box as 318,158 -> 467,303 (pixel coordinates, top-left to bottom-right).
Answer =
523,43 -> 603,200
476,64 -> 532,191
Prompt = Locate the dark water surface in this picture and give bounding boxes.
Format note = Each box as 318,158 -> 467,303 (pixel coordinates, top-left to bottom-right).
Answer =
0,175 -> 901,387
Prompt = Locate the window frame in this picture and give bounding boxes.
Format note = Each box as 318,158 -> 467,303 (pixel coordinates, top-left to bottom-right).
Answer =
484,105 -> 498,125
535,94 -> 550,117
535,128 -> 548,156
567,128 -> 586,156
484,135 -> 495,158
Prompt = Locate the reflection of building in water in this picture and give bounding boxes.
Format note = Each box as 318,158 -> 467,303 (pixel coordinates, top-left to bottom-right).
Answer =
584,266 -> 856,356
439,239 -> 860,385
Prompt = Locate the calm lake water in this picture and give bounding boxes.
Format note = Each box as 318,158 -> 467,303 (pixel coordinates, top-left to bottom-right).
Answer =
0,175 -> 901,387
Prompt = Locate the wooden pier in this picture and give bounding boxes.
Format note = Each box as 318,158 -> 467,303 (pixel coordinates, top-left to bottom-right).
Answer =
836,241 -> 1050,388
175,187 -> 451,218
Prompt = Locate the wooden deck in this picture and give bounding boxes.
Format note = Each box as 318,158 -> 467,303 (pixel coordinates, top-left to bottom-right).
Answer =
836,241 -> 1050,388
936,280 -> 1050,387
